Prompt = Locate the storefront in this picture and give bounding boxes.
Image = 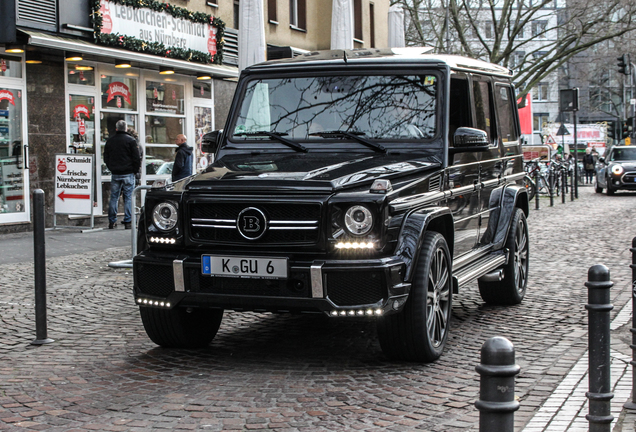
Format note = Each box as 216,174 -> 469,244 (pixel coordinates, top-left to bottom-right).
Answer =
0,0 -> 238,231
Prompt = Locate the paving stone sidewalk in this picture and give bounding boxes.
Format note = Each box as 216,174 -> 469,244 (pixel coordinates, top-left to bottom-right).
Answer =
0,185 -> 635,431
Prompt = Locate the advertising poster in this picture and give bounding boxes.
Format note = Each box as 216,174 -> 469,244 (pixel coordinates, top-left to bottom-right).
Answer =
54,154 -> 93,215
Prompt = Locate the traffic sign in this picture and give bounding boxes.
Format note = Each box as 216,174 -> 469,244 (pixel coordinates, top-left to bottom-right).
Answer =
54,154 -> 93,215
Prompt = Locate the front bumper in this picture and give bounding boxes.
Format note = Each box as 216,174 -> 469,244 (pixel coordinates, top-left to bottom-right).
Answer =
132,251 -> 410,317
609,172 -> 636,190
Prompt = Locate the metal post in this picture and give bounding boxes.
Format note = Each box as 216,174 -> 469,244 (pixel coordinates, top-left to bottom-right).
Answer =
31,190 -> 54,345
534,169 -> 539,210
549,168 -> 554,207
475,337 -> 520,432
561,170 -> 566,204
624,237 -> 636,410
573,111 -> 579,199
108,185 -> 152,268
570,167 -> 574,201
585,264 -> 614,431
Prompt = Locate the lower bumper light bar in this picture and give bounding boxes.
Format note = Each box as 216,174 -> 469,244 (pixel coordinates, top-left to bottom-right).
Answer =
329,308 -> 383,317
136,297 -> 171,308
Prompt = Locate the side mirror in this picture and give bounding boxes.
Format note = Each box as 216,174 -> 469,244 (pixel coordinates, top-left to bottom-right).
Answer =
450,127 -> 490,153
598,157 -> 605,163
201,130 -> 222,154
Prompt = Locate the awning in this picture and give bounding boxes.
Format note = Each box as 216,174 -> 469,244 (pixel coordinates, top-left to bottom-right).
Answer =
19,29 -> 238,79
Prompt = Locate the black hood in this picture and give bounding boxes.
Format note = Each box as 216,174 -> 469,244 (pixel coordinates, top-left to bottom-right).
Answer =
185,152 -> 441,193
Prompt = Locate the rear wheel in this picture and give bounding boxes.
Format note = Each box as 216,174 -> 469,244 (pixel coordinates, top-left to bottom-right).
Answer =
377,231 -> 452,362
522,176 -> 536,201
478,208 -> 528,305
139,306 -> 224,348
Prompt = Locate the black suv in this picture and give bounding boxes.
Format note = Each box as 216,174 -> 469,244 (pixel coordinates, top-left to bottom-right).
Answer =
133,48 -> 529,362
594,145 -> 636,195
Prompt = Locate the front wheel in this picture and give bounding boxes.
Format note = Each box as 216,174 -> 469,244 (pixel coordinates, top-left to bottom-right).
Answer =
478,208 -> 529,305
594,178 -> 603,193
606,180 -> 615,195
377,231 -> 452,362
139,306 -> 224,348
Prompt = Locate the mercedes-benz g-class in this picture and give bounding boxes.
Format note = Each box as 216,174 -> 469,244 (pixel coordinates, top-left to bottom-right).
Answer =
133,47 -> 529,362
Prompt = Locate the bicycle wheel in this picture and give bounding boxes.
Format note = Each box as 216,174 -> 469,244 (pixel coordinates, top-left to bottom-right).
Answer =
522,176 -> 536,201
536,175 -> 549,195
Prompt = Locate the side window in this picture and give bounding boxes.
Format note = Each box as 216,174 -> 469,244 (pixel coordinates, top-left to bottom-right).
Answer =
473,80 -> 496,143
448,77 -> 471,143
495,84 -> 519,143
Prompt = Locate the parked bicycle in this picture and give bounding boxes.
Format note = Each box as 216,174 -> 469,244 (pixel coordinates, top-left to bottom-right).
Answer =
523,157 -> 549,200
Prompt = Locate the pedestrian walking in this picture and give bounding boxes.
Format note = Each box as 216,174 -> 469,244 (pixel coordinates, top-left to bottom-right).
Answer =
172,134 -> 193,182
104,120 -> 141,229
583,147 -> 595,184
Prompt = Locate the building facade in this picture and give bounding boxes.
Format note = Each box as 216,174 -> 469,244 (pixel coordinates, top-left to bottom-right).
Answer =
0,0 -> 389,233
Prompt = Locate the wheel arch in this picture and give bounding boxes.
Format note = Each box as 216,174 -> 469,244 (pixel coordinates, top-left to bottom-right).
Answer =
491,184 -> 528,250
394,207 -> 454,282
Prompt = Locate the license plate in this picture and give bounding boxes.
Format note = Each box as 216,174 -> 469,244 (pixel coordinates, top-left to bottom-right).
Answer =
202,255 -> 288,279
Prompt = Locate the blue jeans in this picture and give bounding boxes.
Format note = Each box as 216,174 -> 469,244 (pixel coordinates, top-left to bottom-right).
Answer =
109,174 -> 135,224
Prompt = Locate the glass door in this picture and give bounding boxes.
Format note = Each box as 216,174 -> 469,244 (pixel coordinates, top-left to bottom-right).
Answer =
0,85 -> 29,222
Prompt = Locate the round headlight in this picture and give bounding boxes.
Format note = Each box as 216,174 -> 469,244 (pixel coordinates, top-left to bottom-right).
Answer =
611,165 -> 624,176
344,205 -> 373,235
152,202 -> 178,231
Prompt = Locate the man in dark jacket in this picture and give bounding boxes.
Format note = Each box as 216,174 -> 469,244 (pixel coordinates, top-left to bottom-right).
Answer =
104,120 -> 141,229
172,134 -> 193,182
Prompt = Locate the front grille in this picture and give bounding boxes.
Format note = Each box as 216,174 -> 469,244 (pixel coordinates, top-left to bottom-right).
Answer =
325,271 -> 386,306
188,268 -> 310,298
188,202 -> 321,245
623,172 -> 636,183
136,262 -> 174,297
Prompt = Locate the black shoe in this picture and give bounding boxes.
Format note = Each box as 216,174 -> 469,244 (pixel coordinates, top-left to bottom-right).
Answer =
109,222 -> 116,229
124,222 -> 132,230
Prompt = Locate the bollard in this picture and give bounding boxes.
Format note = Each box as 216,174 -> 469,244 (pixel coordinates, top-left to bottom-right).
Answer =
549,170 -> 554,207
534,170 -> 539,210
561,170 -> 566,204
31,190 -> 54,345
475,337 -> 520,432
585,264 -> 614,431
624,238 -> 636,410
570,170 -> 574,201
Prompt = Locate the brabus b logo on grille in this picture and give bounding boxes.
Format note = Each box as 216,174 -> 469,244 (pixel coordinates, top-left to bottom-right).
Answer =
237,207 -> 267,240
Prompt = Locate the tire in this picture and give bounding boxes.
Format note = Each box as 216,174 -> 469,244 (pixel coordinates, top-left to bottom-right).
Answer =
594,178 -> 603,194
139,306 -> 224,348
478,208 -> 528,305
522,176 -> 536,201
377,231 -> 452,362
606,181 -> 615,196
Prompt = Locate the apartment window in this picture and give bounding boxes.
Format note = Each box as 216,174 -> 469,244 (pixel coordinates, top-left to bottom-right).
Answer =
484,21 -> 494,39
268,0 -> 277,22
532,20 -> 547,38
290,0 -> 306,30
510,51 -> 525,69
354,0 -> 363,41
233,0 -> 239,29
532,82 -> 549,101
369,3 -> 375,47
518,25 -> 524,38
533,113 -> 549,132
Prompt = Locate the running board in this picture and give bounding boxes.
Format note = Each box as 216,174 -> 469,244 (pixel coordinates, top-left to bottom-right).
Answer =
452,251 -> 508,292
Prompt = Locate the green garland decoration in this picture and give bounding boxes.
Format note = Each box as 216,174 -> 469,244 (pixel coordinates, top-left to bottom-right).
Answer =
91,0 -> 225,65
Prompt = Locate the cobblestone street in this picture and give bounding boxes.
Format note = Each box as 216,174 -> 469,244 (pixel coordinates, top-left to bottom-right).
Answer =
1,186 -> 635,431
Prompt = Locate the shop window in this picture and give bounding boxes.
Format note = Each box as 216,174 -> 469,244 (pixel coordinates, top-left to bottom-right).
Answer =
68,95 -> 95,154
146,81 -> 184,114
99,113 -> 138,175
195,106 -> 213,145
0,87 -> 25,214
145,116 -> 184,145
194,82 -> 212,99
0,56 -> 22,79
101,75 -> 137,111
67,64 -> 95,86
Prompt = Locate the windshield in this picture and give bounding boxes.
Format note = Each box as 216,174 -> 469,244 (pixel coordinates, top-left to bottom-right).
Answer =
231,74 -> 438,142
610,148 -> 636,161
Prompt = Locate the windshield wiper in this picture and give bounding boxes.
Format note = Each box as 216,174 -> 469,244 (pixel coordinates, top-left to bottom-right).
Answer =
238,131 -> 307,153
309,130 -> 387,153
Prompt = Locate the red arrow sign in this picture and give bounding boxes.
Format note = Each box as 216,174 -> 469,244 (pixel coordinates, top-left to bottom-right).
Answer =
58,190 -> 90,201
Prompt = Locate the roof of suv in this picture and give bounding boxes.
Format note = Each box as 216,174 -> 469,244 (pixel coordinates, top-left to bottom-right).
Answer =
246,47 -> 512,77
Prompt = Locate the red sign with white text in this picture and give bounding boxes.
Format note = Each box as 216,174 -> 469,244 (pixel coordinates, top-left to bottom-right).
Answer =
106,82 -> 132,105
73,104 -> 91,120
0,90 -> 15,105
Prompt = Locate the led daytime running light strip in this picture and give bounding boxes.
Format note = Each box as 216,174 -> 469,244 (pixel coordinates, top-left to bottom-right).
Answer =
330,308 -> 383,317
335,241 -> 375,249
150,237 -> 176,244
137,298 -> 171,308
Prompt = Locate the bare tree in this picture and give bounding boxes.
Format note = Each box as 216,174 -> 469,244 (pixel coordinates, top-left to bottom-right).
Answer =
396,0 -> 636,100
